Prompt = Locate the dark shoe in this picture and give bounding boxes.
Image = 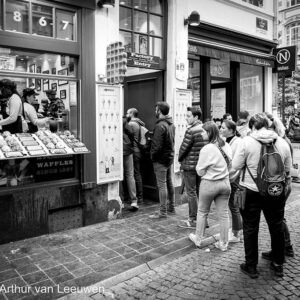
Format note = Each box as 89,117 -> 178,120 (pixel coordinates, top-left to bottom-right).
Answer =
262,250 -> 273,261
270,262 -> 283,277
285,245 -> 294,257
240,263 -> 259,279
149,213 -> 167,219
167,210 -> 176,215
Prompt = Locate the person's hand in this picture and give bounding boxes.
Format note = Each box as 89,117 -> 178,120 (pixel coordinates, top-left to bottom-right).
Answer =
37,113 -> 44,118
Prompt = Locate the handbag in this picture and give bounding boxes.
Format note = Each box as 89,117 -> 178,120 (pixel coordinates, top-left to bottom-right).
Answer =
233,167 -> 247,210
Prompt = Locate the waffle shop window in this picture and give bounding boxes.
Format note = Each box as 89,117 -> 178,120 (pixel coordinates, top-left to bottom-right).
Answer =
0,47 -> 86,188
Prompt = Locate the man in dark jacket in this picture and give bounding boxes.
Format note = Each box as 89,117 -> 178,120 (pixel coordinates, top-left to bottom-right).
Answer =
150,101 -> 175,218
178,107 -> 208,228
122,117 -> 139,210
127,108 -> 146,204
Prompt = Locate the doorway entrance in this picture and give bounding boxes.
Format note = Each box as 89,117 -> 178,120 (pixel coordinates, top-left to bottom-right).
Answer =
123,71 -> 164,201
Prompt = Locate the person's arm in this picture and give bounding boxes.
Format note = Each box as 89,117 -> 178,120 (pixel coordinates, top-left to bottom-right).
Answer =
232,139 -> 247,172
25,104 -> 48,127
0,96 -> 21,126
195,146 -> 212,177
178,129 -> 193,162
150,124 -> 165,161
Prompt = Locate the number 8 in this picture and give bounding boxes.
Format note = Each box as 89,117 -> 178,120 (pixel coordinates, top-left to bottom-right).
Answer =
13,11 -> 22,22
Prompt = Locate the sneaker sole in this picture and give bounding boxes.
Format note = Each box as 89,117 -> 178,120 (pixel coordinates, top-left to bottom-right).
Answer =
178,224 -> 196,229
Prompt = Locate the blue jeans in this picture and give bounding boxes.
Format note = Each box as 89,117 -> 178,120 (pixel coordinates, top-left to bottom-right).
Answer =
229,183 -> 243,232
195,179 -> 231,243
123,154 -> 137,203
183,170 -> 200,221
153,162 -> 175,216
133,152 -> 143,202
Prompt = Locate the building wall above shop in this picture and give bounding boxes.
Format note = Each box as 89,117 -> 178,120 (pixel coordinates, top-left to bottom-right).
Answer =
185,0 -> 275,41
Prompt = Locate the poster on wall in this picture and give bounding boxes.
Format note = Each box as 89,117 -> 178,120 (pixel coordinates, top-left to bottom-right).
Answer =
173,89 -> 192,173
291,143 -> 300,178
96,84 -> 123,184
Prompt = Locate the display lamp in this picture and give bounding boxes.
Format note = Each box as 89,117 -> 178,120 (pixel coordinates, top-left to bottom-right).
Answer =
97,0 -> 115,8
184,11 -> 200,26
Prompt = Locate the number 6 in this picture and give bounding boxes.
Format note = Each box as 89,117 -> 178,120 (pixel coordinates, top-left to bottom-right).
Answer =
39,17 -> 47,26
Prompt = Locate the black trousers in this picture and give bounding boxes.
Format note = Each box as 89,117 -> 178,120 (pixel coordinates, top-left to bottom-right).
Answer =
240,188 -> 286,266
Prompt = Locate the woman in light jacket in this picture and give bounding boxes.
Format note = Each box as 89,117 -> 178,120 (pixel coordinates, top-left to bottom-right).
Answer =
220,120 -> 243,243
189,121 -> 232,251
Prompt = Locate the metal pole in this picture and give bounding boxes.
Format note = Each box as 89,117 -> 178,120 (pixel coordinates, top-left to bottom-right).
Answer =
282,74 -> 285,125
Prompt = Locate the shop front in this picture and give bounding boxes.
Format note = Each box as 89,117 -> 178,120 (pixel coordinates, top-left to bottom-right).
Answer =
187,23 -> 276,121
0,0 -> 99,244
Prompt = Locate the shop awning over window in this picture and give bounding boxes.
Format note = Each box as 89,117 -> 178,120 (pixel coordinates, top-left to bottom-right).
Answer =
188,43 -> 275,68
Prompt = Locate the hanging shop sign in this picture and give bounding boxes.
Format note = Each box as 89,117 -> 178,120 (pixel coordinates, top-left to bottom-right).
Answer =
127,53 -> 162,69
273,46 -> 297,76
173,89 -> 192,173
96,84 -> 123,184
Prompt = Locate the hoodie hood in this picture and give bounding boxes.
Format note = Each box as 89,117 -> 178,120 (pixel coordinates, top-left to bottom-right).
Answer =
157,115 -> 173,125
130,117 -> 145,127
250,127 -> 278,144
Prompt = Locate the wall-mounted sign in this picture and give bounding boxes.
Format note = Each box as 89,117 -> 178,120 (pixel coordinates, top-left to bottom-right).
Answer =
175,58 -> 188,81
127,53 -> 161,69
256,17 -> 268,34
0,55 -> 16,71
273,46 -> 296,76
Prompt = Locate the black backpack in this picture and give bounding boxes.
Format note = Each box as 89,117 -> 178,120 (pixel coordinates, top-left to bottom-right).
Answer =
248,139 -> 286,197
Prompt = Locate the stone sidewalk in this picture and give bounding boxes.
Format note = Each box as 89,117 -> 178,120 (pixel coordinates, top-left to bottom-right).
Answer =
0,196 -> 221,300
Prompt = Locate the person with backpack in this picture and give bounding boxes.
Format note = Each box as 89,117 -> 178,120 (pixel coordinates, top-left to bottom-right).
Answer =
126,108 -> 148,204
232,113 -> 292,278
122,117 -> 139,211
149,101 -> 175,219
178,107 -> 208,228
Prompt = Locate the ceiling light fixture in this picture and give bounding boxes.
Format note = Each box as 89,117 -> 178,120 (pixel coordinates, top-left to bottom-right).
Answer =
184,11 -> 200,26
97,0 -> 115,8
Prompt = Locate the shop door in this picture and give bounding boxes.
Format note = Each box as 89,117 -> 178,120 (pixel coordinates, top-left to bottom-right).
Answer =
210,82 -> 232,121
124,71 -> 164,201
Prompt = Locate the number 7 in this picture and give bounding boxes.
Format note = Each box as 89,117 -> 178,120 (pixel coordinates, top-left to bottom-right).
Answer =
62,20 -> 69,30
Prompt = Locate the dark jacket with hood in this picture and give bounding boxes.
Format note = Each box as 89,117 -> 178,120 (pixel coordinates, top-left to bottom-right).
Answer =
150,115 -> 175,167
178,120 -> 208,171
123,118 -> 134,156
128,117 -> 146,154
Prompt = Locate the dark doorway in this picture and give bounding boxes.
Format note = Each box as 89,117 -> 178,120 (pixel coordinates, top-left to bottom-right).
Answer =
123,71 -> 164,201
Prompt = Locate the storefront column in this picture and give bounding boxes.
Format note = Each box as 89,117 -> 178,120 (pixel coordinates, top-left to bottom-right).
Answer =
264,67 -> 273,112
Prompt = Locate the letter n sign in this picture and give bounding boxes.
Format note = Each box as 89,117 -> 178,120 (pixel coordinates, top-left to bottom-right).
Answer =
273,46 -> 297,76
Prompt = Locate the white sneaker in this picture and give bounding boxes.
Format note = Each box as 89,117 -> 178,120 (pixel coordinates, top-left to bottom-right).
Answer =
188,233 -> 201,248
214,241 -> 228,251
229,235 -> 240,243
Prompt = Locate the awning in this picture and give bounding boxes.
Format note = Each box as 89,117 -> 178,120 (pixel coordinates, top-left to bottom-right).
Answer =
51,0 -> 96,9
188,41 -> 275,68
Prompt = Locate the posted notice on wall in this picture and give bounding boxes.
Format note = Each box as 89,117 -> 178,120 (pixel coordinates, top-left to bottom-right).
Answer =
291,143 -> 300,178
96,84 -> 123,184
173,89 -> 192,173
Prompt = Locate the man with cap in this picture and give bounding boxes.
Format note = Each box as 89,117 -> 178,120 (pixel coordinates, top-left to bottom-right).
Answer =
45,89 -> 65,118
23,88 -> 49,133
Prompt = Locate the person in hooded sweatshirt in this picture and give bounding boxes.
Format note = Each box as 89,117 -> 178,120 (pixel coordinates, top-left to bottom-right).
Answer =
232,113 -> 292,279
126,108 -> 146,204
236,110 -> 251,138
149,101 -> 175,219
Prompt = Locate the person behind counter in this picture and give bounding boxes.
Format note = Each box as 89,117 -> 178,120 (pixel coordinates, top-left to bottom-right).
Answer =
22,88 -> 49,133
44,89 -> 65,118
0,79 -> 23,134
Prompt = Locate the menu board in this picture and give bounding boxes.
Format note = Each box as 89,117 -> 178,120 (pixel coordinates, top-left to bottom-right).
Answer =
0,130 -> 89,160
173,89 -> 192,173
96,84 -> 123,184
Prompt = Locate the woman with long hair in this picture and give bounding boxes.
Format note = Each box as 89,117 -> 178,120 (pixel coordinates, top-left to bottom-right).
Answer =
189,121 -> 232,251
220,120 -> 243,243
0,79 -> 23,133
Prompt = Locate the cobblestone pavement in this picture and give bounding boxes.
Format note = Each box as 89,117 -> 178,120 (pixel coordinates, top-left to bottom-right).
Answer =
86,190 -> 300,300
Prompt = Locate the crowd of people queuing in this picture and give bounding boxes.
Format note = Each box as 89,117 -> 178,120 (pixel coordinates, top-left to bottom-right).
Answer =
122,103 -> 294,279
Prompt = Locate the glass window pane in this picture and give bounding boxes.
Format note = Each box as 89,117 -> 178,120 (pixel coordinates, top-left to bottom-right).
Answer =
240,64 -> 263,115
120,31 -> 132,52
133,11 -> 147,33
56,9 -> 75,41
119,0 -> 132,6
149,15 -> 162,36
120,7 -> 132,31
32,4 -> 53,37
149,36 -> 162,58
149,0 -> 163,14
188,60 -> 200,103
133,0 -> 147,10
0,0 -> 3,30
134,34 -> 148,54
6,0 -> 29,33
